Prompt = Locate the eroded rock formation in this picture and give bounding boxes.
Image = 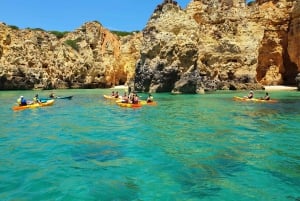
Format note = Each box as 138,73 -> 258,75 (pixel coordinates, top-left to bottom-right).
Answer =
0,0 -> 299,92
288,0 -> 300,79
0,22 -> 141,89
134,0 -> 298,93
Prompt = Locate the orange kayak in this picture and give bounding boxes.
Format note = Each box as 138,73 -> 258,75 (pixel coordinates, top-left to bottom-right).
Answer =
12,99 -> 55,111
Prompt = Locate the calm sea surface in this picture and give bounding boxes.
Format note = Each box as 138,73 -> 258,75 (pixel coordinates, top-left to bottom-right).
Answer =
0,89 -> 299,201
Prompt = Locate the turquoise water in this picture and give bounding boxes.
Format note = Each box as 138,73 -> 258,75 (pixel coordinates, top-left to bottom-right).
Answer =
0,89 -> 300,201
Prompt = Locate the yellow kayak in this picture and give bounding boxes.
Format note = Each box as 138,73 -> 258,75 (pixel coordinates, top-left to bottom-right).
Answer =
139,100 -> 157,106
116,102 -> 142,108
233,96 -> 277,103
12,99 -> 55,111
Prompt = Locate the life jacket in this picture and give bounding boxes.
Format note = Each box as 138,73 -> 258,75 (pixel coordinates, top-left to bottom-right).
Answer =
20,98 -> 27,106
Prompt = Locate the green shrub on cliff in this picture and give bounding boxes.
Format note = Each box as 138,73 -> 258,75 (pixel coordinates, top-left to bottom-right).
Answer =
64,38 -> 81,51
111,30 -> 138,37
30,28 -> 45,32
50,31 -> 69,39
8,25 -> 19,30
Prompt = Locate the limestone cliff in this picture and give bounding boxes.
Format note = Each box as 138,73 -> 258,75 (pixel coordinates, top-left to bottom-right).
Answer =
288,0 -> 300,76
256,0 -> 296,85
0,22 -> 141,89
0,0 -> 299,92
290,0 -> 300,90
134,0 -> 298,93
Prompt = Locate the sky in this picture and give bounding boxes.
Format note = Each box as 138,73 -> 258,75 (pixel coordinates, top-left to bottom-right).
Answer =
0,0 -> 251,32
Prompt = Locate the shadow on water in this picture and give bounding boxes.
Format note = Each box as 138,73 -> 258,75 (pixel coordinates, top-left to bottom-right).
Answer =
72,144 -> 123,163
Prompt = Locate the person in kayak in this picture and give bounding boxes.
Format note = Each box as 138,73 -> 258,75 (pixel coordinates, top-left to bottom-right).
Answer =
123,92 -> 127,99
146,94 -> 154,103
261,92 -> 270,100
244,90 -> 254,99
111,91 -> 115,97
132,93 -> 139,104
49,92 -> 56,98
18,96 -> 27,106
114,91 -> 119,98
33,94 -> 41,103
121,92 -> 129,103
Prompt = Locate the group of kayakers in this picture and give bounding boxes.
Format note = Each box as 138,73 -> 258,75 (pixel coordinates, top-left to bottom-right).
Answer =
109,90 -> 154,104
16,92 -> 58,106
17,89 -> 272,107
244,91 -> 270,100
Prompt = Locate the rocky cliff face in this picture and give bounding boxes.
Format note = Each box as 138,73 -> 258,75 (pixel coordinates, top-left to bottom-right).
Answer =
0,0 -> 299,92
134,0 -> 298,93
256,0 -> 297,85
288,0 -> 300,78
0,22 -> 141,89
290,0 -> 300,90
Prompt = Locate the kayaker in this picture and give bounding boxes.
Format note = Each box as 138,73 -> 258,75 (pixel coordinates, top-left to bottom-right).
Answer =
128,92 -> 133,103
121,92 -> 129,103
262,92 -> 270,100
33,94 -> 41,103
18,96 -> 27,106
146,94 -> 154,103
132,93 -> 139,104
122,95 -> 129,103
244,90 -> 254,99
49,92 -> 56,98
115,91 -> 119,98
